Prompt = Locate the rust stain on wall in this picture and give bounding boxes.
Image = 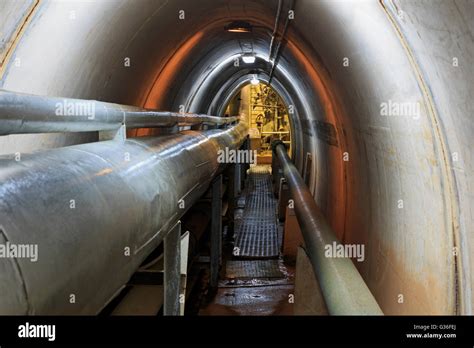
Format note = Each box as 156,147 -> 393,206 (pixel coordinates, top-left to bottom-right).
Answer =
379,0 -> 461,314
0,0 -> 40,78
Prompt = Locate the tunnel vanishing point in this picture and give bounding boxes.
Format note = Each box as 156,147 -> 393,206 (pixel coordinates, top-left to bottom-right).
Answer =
0,0 -> 473,316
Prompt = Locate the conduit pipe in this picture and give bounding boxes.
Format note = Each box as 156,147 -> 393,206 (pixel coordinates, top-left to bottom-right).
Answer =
0,90 -> 239,135
268,0 -> 283,61
272,140 -> 383,315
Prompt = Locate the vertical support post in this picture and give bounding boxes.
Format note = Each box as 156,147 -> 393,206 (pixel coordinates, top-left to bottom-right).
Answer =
210,175 -> 223,289
278,177 -> 289,221
234,162 -> 241,196
226,165 -> 236,240
164,221 -> 181,316
241,137 -> 250,185
241,159 -> 247,188
179,231 -> 190,316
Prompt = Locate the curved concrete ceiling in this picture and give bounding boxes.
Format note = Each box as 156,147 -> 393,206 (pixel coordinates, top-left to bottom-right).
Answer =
0,0 -> 473,314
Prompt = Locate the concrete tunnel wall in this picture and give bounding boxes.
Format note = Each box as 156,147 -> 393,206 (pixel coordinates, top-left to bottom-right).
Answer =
0,0 -> 473,314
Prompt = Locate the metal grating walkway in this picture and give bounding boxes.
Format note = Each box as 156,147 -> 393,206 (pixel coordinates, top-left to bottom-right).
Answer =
225,260 -> 284,279
234,165 -> 280,258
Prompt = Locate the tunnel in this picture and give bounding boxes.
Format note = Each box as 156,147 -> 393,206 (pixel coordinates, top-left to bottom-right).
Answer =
0,0 -> 473,321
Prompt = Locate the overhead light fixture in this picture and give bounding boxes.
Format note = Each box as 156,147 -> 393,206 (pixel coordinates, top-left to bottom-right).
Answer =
242,53 -> 256,64
250,75 -> 259,85
225,21 -> 252,33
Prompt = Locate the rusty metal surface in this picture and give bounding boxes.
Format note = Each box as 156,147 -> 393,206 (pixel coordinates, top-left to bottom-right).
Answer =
225,260 -> 284,279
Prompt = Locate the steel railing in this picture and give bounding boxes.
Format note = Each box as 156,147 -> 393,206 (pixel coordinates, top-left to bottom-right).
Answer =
272,140 -> 383,315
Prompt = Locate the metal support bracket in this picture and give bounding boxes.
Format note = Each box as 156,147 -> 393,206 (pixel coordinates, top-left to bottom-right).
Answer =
210,175 -> 223,290
164,220 -> 181,316
99,123 -> 127,141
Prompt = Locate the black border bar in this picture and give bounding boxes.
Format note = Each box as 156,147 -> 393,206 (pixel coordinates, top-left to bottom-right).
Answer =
0,316 -> 473,345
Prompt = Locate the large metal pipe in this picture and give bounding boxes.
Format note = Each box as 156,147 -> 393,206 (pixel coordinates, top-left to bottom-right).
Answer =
0,90 -> 239,135
0,120 -> 247,314
272,140 -> 383,315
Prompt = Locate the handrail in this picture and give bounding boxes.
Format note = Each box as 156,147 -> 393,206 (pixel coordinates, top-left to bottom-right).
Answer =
272,140 -> 383,315
0,89 -> 239,135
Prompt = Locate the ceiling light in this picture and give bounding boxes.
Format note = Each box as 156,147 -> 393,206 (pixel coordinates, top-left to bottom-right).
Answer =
225,21 -> 252,33
242,54 -> 256,64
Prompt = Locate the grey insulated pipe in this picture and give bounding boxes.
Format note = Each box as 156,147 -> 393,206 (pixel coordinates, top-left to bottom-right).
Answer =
0,89 -> 239,135
0,120 -> 247,314
272,140 -> 383,315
